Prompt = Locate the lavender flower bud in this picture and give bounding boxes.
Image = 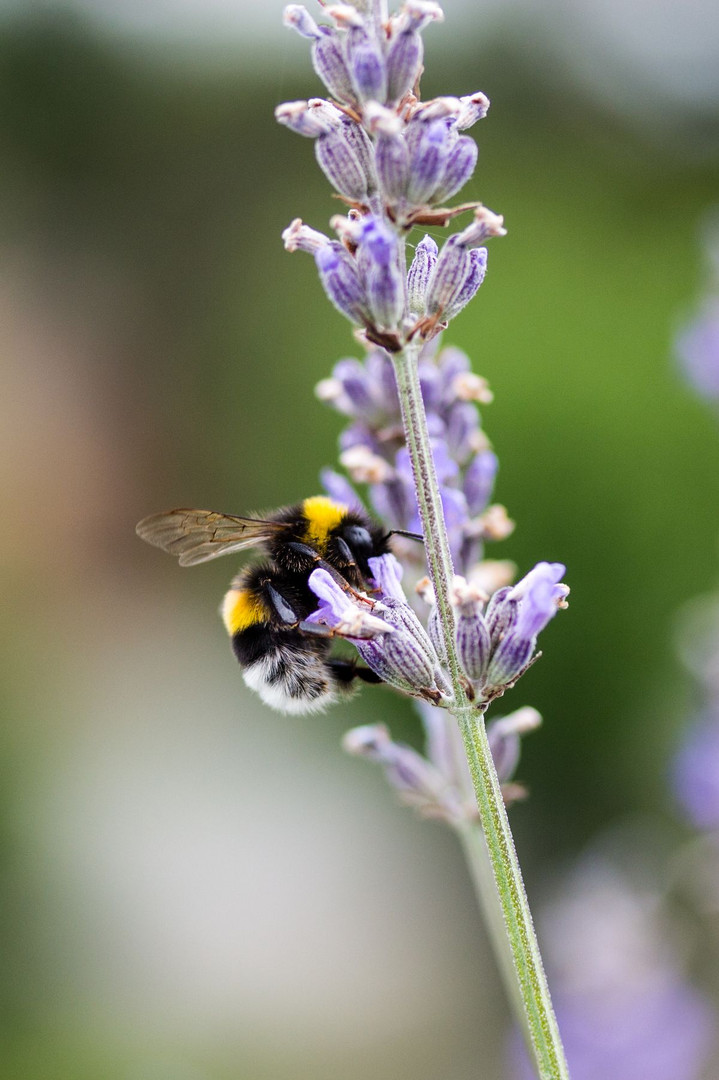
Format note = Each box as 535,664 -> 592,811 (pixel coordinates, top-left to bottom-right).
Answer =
315,242 -> 370,325
385,28 -> 423,105
360,218 -> 405,330
433,135 -> 478,203
407,234 -> 439,314
366,105 -> 410,204
484,586 -> 519,643
339,118 -> 378,194
443,247 -> 488,322
676,306 -> 719,401
341,15 -> 388,104
452,576 -> 491,682
407,118 -> 451,205
425,235 -> 471,318
456,91 -> 490,129
315,128 -> 369,202
313,30 -> 357,105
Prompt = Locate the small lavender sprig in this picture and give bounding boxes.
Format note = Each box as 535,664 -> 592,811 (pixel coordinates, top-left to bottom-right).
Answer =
278,5 -> 569,1077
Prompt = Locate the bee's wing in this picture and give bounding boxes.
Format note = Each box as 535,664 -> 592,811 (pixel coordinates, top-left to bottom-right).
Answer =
136,508 -> 280,567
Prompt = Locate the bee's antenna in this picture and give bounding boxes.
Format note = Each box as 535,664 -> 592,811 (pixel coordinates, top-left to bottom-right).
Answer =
385,529 -> 425,544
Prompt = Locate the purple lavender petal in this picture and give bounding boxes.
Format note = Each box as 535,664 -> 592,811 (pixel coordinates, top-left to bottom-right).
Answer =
445,401 -> 481,464
320,468 -> 366,513
365,349 -> 399,410
368,552 -> 407,601
332,357 -> 376,417
464,450 -> 498,515
511,562 -> 567,639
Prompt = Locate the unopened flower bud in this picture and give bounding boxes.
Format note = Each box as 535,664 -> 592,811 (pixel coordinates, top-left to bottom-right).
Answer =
407,117 -> 451,204
345,21 -> 388,104
452,576 -> 491,681
313,30 -> 357,104
407,235 -> 438,315
444,247 -> 488,321
315,128 -> 369,202
386,26 -> 423,105
425,235 -> 470,317
315,242 -> 370,325
432,134 -> 478,203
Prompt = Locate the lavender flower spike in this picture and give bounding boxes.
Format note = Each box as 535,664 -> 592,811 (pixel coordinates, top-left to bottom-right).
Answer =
279,3 -> 570,1073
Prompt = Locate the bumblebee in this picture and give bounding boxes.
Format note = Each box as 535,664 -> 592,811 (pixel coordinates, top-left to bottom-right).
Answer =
136,495 -> 399,714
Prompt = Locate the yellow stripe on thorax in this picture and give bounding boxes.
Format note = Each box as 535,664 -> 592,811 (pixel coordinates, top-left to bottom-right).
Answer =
221,587 -> 269,636
301,495 -> 347,553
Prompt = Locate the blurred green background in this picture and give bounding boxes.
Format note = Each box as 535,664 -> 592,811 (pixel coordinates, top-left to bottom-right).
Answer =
1,1 -> 719,1077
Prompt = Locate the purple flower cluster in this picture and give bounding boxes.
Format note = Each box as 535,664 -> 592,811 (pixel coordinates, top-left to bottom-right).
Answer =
279,1 -> 505,353
345,703 -> 542,823
317,339 -> 508,574
278,0 -> 568,819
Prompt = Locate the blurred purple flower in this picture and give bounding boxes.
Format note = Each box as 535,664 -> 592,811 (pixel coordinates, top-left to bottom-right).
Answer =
676,304 -> 719,401
672,711 -> 719,830
512,858 -> 716,1080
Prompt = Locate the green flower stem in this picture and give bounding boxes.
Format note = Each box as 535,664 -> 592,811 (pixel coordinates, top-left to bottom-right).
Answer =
390,343 -> 570,1080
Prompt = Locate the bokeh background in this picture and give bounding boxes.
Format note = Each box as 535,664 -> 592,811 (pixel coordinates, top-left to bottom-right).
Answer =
2,0 -> 719,1077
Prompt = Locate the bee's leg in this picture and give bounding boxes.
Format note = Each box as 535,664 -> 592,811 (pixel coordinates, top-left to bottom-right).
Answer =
286,543 -> 373,605
326,658 -> 383,685
266,583 -> 301,625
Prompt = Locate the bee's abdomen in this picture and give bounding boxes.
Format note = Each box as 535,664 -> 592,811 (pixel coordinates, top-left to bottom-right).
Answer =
230,625 -> 342,715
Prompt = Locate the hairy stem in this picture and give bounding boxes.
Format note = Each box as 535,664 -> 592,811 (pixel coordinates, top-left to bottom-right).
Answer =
391,343 -> 570,1080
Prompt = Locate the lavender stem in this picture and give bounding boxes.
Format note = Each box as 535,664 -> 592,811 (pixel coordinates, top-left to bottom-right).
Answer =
391,342 -> 570,1080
